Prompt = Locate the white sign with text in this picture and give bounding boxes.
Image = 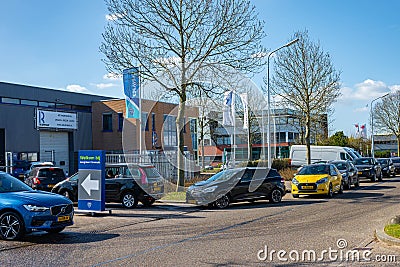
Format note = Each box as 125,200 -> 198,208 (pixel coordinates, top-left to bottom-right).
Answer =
36,109 -> 77,130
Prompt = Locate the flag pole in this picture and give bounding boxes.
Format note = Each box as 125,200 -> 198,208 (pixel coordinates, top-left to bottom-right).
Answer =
139,67 -> 142,156
232,91 -> 236,167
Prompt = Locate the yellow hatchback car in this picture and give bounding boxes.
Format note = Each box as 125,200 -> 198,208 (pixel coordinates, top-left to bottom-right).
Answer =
291,163 -> 343,198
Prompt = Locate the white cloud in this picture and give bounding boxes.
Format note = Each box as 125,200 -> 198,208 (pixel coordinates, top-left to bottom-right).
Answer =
338,79 -> 393,101
389,84 -> 400,93
105,13 -> 124,21
66,84 -> 90,93
91,83 -> 116,89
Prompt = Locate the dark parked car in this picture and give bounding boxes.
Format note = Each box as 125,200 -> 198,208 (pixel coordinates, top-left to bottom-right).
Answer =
52,164 -> 164,208
392,157 -> 400,174
377,158 -> 396,177
24,161 -> 54,177
353,157 -> 382,182
186,167 -> 286,209
330,160 -> 359,189
12,160 -> 30,181
25,166 -> 67,191
0,172 -> 74,240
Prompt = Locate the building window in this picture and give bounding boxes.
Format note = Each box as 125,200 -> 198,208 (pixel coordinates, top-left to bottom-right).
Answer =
1,97 -> 20,104
21,100 -> 38,106
190,118 -> 197,150
141,112 -> 149,131
56,103 -> 72,110
39,101 -> 56,108
118,113 -> 124,131
103,113 -> 113,132
152,113 -> 156,131
163,115 -> 177,146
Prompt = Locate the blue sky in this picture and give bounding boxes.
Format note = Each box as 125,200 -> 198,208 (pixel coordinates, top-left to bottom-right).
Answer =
1,0 -> 399,137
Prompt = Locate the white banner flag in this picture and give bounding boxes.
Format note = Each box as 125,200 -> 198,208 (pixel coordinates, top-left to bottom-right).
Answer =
240,93 -> 248,129
223,91 -> 234,126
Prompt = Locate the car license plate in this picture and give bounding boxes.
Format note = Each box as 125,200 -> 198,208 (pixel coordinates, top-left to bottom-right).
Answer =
19,174 -> 24,178
358,171 -> 362,175
153,186 -> 161,192
47,184 -> 55,188
302,186 -> 314,190
57,215 -> 70,222
187,199 -> 197,204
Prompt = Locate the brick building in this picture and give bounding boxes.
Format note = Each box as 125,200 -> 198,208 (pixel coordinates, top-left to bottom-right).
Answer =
92,99 -> 199,155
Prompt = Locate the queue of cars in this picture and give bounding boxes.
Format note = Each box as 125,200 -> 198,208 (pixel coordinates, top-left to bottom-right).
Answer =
1,155 -> 399,241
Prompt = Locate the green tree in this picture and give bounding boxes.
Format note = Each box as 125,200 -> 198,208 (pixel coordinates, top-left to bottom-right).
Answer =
328,131 -> 349,146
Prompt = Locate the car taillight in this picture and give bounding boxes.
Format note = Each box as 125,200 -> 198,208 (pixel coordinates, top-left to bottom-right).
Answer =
139,168 -> 148,184
33,177 -> 41,185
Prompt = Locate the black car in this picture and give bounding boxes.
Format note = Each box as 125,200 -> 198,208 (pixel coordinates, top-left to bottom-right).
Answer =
186,167 -> 286,209
353,157 -> 382,182
25,166 -> 67,191
392,157 -> 400,174
11,160 -> 30,181
52,164 -> 164,208
330,160 -> 359,189
377,158 -> 396,177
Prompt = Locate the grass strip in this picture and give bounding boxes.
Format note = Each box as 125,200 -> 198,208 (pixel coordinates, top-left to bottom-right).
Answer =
384,224 -> 400,238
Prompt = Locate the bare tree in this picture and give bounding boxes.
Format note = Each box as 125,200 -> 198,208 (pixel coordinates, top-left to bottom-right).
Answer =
100,0 -> 265,188
268,30 -> 341,164
373,91 -> 400,155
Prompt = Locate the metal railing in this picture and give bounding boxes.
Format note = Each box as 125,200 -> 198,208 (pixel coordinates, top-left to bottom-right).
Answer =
105,153 -> 199,181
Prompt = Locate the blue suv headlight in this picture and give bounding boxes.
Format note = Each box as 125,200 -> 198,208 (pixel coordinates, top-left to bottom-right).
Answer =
23,204 -> 50,212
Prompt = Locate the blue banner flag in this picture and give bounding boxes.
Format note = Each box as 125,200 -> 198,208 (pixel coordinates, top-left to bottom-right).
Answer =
123,67 -> 140,119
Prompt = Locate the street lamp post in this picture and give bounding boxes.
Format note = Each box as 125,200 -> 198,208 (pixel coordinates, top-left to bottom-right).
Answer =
370,93 -> 389,158
265,38 -> 299,168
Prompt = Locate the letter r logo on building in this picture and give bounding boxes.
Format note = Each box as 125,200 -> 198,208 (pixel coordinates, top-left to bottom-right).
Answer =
39,111 -> 45,124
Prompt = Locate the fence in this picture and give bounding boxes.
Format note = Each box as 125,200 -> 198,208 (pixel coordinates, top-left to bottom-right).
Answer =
105,152 -> 199,181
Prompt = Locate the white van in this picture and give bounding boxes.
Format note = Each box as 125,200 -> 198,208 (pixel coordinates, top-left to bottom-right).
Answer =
289,145 -> 360,167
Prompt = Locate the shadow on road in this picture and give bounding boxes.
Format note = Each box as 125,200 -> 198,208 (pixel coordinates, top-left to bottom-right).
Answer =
18,231 -> 119,244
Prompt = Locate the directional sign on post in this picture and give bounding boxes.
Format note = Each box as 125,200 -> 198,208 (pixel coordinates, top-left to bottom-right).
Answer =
78,150 -> 105,211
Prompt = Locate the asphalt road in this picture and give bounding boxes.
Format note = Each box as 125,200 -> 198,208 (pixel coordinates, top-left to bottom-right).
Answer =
2,177 -> 400,266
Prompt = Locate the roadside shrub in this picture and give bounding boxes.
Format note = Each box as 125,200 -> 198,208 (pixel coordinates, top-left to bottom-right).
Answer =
279,168 -> 297,181
375,150 -> 391,158
272,158 -> 291,171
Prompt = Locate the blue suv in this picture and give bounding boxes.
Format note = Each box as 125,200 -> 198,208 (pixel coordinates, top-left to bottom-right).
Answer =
0,172 -> 74,240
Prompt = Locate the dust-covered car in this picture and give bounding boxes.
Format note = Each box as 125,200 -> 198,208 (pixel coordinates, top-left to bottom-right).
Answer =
186,167 -> 285,209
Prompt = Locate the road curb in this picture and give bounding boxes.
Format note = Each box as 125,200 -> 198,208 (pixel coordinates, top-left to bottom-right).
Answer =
375,215 -> 400,246
375,229 -> 400,246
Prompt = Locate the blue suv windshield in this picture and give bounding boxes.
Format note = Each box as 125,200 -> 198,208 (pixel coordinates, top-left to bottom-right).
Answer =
0,173 -> 33,193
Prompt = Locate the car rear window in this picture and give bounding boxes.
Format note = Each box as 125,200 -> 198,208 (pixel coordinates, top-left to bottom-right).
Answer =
38,168 -> 65,178
354,158 -> 373,165
392,158 -> 400,163
143,167 -> 161,178
333,162 -> 347,170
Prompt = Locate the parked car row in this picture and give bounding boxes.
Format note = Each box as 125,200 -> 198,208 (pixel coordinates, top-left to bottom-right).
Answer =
51,164 -> 164,208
